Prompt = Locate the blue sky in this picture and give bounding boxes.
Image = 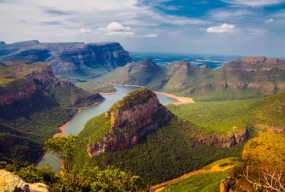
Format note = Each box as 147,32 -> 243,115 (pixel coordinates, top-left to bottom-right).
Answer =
0,0 -> 284,57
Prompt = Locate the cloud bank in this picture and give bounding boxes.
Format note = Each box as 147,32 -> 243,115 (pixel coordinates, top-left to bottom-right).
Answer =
207,23 -> 235,33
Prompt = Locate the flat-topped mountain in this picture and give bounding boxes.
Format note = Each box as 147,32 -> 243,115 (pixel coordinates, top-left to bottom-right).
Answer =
92,56 -> 285,101
88,88 -> 173,156
0,60 -> 103,163
73,88 -> 247,184
0,40 -> 132,82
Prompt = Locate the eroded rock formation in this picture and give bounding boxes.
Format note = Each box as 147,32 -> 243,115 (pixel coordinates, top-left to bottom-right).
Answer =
196,128 -> 249,148
0,41 -> 132,82
0,170 -> 52,192
88,88 -> 173,156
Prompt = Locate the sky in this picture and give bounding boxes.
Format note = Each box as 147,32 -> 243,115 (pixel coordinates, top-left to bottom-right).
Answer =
0,0 -> 285,57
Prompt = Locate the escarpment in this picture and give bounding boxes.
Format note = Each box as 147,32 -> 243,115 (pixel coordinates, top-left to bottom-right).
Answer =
0,41 -> 132,82
0,61 -> 103,108
88,88 -> 173,156
196,128 -> 249,148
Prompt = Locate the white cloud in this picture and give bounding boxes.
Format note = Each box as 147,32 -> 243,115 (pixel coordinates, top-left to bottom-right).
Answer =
145,33 -> 158,37
265,18 -> 274,24
207,23 -> 235,33
222,0 -> 285,7
96,22 -> 134,35
79,28 -> 92,34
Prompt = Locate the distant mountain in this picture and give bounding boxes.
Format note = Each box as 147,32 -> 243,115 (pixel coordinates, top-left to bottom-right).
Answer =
0,40 -> 132,83
92,56 -> 285,101
0,61 -> 103,163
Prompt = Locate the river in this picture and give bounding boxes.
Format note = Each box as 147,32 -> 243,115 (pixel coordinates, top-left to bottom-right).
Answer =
37,86 -> 176,171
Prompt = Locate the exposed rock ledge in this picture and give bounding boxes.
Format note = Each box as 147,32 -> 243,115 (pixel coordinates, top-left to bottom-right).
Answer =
88,88 -> 173,156
196,128 -> 249,148
0,169 -> 52,192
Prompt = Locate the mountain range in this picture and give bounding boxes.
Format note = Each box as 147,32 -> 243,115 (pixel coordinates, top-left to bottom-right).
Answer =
0,40 -> 132,83
89,56 -> 285,101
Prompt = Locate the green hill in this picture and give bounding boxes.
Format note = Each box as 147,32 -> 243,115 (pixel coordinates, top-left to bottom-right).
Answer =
88,56 -> 285,101
0,61 -> 104,163
167,89 -> 285,136
73,88 -> 244,185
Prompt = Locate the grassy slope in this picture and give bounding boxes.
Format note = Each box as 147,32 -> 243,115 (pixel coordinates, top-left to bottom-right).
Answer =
161,171 -> 227,192
91,58 -> 285,101
75,114 -> 243,185
167,90 -> 285,135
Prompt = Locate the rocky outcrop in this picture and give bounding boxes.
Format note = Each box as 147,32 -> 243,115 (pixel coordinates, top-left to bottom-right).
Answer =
0,61 -> 103,107
239,56 -> 266,64
0,41 -> 132,82
88,88 -> 173,156
196,128 -> 249,148
220,176 -> 235,192
0,170 -> 52,192
0,83 -> 38,106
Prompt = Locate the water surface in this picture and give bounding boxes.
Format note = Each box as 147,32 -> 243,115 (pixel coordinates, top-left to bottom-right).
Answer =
37,86 -> 176,171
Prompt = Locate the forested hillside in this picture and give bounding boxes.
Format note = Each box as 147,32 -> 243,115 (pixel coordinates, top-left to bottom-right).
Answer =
0,61 -> 103,163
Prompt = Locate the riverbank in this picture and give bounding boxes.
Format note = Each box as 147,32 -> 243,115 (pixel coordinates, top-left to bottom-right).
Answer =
54,99 -> 106,137
113,84 -> 195,105
154,91 -> 195,105
99,92 -> 117,95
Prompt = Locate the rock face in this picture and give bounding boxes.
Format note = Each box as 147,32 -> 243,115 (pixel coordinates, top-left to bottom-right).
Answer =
220,176 -> 234,192
196,128 -> 249,148
0,41 -> 132,82
0,170 -> 52,192
88,88 -> 173,156
0,61 -> 102,107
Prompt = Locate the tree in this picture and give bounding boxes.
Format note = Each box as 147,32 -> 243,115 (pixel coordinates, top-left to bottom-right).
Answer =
43,135 -> 147,191
243,166 -> 285,192
43,134 -> 78,173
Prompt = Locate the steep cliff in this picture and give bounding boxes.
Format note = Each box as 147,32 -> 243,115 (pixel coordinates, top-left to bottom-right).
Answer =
74,89 -> 244,184
0,41 -> 132,82
0,61 -> 103,163
196,128 -> 249,148
88,88 -> 173,156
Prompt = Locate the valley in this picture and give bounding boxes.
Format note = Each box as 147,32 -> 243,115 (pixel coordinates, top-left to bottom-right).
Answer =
0,43 -> 285,191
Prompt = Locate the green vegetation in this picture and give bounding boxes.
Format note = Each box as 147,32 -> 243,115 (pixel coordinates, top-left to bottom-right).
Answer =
3,135 -> 147,192
93,58 -> 285,101
76,82 -> 116,93
74,115 -> 244,185
168,90 -> 285,135
225,133 -> 285,191
202,157 -> 239,170
0,61 -> 103,164
109,88 -> 155,112
162,171 -> 227,192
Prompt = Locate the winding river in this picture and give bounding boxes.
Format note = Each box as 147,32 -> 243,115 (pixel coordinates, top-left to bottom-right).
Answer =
37,86 -> 176,171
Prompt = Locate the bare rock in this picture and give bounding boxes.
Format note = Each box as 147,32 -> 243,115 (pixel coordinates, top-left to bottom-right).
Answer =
0,170 -> 52,192
88,88 -> 173,156
0,169 -> 29,192
29,183 -> 52,192
196,128 -> 249,148
239,56 -> 266,64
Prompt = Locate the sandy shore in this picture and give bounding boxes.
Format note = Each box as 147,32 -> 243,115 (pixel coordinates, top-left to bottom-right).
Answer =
99,91 -> 117,95
113,84 -> 195,105
53,100 -> 105,137
154,91 -> 195,105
